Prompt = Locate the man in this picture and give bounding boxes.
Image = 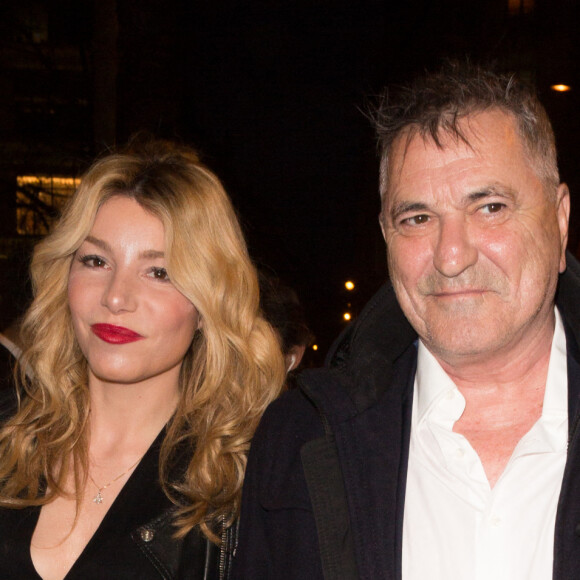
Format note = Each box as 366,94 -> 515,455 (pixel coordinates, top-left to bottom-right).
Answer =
258,269 -> 313,377
233,63 -> 580,580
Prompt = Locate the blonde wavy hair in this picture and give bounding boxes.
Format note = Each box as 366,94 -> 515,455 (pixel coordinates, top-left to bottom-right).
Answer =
0,138 -> 285,541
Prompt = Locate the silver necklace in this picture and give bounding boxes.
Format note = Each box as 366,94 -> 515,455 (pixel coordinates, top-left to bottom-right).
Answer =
88,456 -> 143,504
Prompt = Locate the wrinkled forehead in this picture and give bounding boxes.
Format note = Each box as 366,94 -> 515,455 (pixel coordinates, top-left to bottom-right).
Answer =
380,111 -> 537,205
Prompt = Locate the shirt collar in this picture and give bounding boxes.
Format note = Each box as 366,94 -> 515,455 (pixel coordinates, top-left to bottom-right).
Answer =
415,308 -> 568,426
542,307 -> 567,419
415,340 -> 457,425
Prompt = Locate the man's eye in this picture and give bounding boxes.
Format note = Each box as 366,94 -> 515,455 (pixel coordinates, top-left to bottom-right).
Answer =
149,267 -> 170,281
79,255 -> 106,268
481,203 -> 505,214
403,214 -> 430,226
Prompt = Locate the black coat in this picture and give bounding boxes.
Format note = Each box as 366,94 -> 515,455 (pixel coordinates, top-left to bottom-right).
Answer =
232,252 -> 580,580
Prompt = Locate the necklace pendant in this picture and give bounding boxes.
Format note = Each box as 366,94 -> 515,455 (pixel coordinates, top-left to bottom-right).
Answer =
93,491 -> 104,504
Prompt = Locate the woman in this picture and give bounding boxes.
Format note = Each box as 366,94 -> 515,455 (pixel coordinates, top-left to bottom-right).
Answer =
0,139 -> 285,579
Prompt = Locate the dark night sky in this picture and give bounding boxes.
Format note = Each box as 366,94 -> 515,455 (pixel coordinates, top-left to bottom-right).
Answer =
4,0 -> 580,361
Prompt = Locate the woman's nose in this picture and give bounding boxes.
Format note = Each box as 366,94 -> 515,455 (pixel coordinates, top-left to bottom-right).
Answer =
100,270 -> 138,313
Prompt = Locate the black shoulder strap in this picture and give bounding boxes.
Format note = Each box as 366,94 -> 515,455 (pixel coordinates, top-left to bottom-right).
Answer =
301,434 -> 358,580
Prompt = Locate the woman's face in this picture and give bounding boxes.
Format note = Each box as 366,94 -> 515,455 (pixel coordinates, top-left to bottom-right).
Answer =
68,196 -> 200,389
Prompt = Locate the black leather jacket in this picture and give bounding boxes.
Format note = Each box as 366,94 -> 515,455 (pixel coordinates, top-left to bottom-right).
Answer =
0,425 -> 237,579
124,425 -> 238,580
131,506 -> 237,580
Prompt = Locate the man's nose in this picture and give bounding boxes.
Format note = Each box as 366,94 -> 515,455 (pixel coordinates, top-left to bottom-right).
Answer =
433,215 -> 478,278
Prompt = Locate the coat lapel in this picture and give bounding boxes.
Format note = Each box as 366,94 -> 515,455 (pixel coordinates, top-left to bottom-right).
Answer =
553,322 -> 580,580
331,344 -> 415,580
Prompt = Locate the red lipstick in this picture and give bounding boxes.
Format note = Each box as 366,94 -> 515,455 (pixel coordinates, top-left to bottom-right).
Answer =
91,323 -> 144,344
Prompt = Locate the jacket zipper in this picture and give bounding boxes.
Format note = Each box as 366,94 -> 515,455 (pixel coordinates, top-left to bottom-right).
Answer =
219,514 -> 226,580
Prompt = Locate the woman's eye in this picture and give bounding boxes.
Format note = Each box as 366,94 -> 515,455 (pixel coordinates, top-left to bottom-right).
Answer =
149,267 -> 170,281
79,255 -> 106,268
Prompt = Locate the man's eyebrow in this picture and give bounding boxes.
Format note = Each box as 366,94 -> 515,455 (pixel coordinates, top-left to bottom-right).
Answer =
389,201 -> 430,222
389,186 -> 516,221
464,186 -> 516,204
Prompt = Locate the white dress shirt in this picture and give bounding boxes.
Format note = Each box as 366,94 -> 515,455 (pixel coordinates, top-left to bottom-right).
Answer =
402,309 -> 568,580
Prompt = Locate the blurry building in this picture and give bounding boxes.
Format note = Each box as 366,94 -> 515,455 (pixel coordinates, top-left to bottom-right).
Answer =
0,0 -> 578,356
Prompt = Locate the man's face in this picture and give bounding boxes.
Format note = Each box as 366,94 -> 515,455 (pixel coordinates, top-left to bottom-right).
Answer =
380,110 -> 569,367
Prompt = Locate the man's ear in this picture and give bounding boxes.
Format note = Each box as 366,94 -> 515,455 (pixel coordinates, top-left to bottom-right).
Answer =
379,212 -> 387,242
556,183 -> 570,273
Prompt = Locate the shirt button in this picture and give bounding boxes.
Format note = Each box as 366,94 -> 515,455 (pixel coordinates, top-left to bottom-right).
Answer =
445,391 -> 454,400
490,516 -> 502,527
455,448 -> 465,458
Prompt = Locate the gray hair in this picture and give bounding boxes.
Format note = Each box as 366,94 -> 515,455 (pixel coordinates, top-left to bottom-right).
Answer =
371,61 -> 559,200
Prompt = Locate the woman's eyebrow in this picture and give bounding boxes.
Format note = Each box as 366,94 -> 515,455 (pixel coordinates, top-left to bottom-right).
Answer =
82,236 -> 164,259
83,235 -> 111,252
140,250 -> 165,259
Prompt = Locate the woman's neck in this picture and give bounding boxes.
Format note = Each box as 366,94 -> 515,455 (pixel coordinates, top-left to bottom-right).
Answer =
87,372 -> 180,457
